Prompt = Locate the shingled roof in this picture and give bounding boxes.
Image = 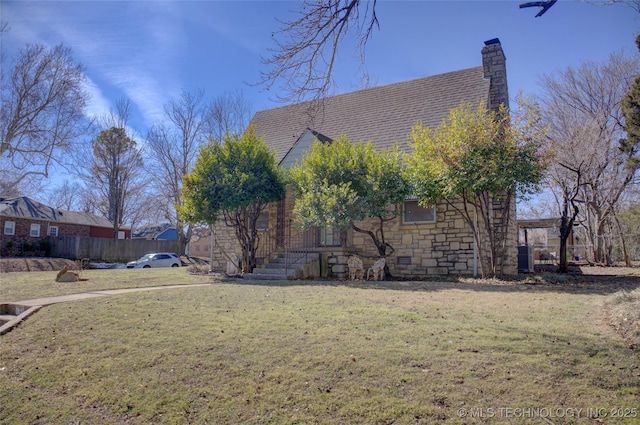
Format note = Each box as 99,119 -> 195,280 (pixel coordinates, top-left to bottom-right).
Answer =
250,66 -> 491,164
0,196 -> 117,229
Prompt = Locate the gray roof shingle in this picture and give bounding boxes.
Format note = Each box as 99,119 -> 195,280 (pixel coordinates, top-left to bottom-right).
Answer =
250,66 -> 490,163
0,196 -> 118,229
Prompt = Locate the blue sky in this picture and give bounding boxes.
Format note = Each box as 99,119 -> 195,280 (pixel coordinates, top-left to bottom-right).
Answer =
2,0 -> 639,173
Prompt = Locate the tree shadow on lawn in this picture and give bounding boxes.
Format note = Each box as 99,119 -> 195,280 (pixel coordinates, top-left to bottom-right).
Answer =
224,272 -> 640,296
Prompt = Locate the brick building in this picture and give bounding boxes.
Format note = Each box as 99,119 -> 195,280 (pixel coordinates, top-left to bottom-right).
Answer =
1,196 -> 130,256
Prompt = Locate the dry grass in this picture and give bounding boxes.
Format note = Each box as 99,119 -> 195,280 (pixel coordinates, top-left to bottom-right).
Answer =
605,287 -> 640,350
1,270 -> 639,424
0,267 -> 214,302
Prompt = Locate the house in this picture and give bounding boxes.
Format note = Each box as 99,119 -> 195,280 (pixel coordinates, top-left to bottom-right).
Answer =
187,226 -> 212,259
211,39 -> 518,278
0,196 -> 130,256
132,223 -> 177,240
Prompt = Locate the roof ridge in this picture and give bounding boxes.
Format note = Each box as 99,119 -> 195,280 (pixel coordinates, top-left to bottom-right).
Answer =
256,66 -> 484,113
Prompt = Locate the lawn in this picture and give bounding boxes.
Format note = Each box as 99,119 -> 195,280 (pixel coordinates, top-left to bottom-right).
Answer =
1,268 -> 639,424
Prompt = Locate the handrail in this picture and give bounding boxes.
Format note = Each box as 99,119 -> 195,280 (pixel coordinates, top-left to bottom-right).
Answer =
256,219 -> 319,276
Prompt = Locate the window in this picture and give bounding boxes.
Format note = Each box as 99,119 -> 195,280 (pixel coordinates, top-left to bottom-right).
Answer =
403,200 -> 436,224
4,221 -> 15,235
118,231 -> 125,239
256,211 -> 269,231
318,225 -> 342,247
48,226 -> 59,237
30,223 -> 41,237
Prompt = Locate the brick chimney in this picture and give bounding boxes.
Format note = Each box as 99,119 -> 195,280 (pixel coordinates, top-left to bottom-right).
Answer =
482,38 -> 509,113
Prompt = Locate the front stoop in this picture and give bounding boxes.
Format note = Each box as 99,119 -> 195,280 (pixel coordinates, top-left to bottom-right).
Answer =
244,252 -> 320,280
0,303 -> 42,335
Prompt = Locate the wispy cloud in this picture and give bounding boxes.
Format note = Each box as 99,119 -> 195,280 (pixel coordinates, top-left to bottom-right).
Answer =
4,1 -> 188,131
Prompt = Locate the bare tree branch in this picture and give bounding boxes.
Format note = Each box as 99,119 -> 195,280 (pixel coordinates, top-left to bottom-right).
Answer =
0,43 -> 89,195
539,51 -> 640,265
259,0 -> 379,104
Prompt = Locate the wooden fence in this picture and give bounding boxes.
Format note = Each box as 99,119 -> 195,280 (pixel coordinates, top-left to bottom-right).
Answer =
49,236 -> 181,262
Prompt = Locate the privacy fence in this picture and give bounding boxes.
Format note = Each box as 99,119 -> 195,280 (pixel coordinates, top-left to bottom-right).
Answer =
49,236 -> 181,263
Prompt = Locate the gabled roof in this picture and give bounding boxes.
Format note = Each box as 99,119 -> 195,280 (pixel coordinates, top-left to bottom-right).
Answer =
132,223 -> 175,239
0,196 -> 117,229
280,128 -> 333,170
250,66 -> 490,163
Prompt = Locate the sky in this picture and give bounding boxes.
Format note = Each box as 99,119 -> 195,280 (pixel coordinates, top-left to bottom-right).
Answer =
2,0 -> 639,192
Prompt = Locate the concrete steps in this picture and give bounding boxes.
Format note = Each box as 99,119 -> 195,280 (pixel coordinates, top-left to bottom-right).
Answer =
245,252 -> 320,280
0,303 -> 42,335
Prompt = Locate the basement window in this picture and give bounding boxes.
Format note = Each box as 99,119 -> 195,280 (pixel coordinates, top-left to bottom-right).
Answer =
397,256 -> 412,265
403,200 -> 436,224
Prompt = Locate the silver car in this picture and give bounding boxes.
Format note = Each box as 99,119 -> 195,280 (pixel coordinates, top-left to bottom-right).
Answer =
126,252 -> 182,268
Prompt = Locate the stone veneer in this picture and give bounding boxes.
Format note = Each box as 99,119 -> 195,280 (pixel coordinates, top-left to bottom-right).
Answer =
206,195 -> 519,278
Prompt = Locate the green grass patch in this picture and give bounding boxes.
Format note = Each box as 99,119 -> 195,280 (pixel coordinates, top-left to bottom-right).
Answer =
1,277 -> 639,424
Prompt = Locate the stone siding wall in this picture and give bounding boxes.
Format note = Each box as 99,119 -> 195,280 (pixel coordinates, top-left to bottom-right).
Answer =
349,201 -> 478,278
206,194 -> 518,278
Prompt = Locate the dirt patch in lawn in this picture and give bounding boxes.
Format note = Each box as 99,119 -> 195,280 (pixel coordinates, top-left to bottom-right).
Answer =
0,257 -> 78,273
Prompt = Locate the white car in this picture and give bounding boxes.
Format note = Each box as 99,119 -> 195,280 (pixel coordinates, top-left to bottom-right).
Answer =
126,252 -> 182,268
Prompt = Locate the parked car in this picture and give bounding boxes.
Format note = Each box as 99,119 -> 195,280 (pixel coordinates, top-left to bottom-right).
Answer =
126,252 -> 182,268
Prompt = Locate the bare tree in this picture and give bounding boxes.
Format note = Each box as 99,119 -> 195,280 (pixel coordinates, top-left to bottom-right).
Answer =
88,127 -> 145,238
539,51 -> 640,265
146,89 -> 212,254
98,97 -> 135,132
146,89 -> 254,253
44,180 -> 87,211
262,1 -> 637,104
207,90 -> 253,142
0,43 -> 89,195
260,0 -> 379,103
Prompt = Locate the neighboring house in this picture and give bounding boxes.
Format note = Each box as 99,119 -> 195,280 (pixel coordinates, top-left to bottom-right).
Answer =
0,196 -> 130,255
132,223 -> 177,240
187,226 -> 212,259
211,39 -> 518,278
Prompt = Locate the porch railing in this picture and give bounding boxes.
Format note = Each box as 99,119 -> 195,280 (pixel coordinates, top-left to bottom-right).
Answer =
256,219 -> 319,274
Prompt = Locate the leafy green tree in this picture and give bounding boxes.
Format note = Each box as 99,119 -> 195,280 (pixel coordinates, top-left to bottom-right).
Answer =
621,34 -> 640,171
406,100 -> 547,277
616,204 -> 640,262
289,137 -> 411,276
180,125 -> 285,273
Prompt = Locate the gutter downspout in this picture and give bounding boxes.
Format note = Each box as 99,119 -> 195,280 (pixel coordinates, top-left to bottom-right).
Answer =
473,208 -> 478,277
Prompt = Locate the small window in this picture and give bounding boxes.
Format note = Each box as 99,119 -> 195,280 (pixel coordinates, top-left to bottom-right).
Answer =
403,200 -> 436,224
48,226 -> 59,237
30,223 -> 41,237
118,231 -> 125,240
4,221 -> 15,235
397,256 -> 412,265
256,211 -> 269,231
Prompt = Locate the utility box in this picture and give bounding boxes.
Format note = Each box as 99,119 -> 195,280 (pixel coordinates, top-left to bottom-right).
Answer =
517,245 -> 535,273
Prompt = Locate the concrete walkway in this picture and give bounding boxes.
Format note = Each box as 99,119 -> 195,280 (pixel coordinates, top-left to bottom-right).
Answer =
1,284 -> 213,335
18,284 -> 214,306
